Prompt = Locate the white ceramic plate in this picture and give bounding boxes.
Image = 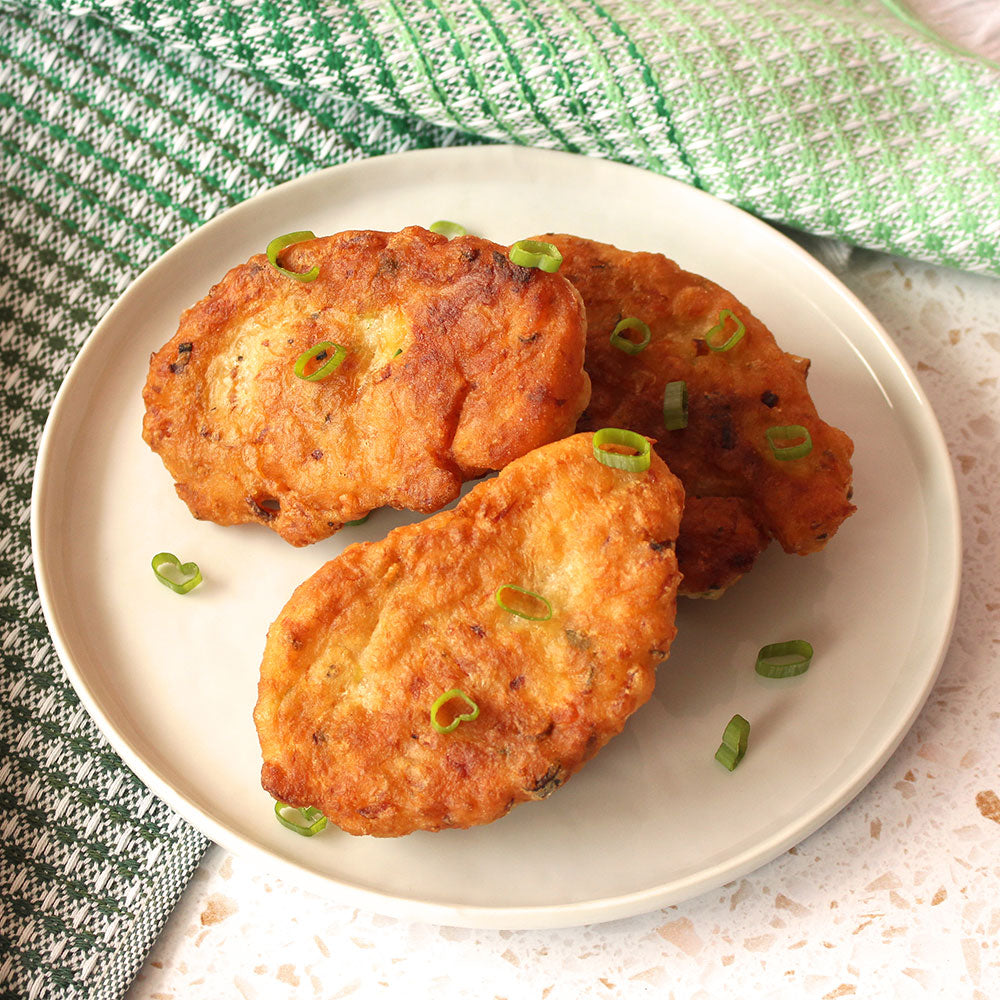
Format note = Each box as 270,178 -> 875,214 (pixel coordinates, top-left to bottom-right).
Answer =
32,146 -> 961,929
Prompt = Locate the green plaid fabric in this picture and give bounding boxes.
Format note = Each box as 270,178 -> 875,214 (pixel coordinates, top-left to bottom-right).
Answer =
0,7 -> 475,999
1,1 -> 997,997
28,0 -> 1000,274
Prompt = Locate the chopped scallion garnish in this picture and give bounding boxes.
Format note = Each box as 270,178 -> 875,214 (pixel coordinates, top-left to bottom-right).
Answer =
344,512 -> 371,526
592,428 -> 651,473
610,317 -> 651,355
715,714 -> 750,771
294,341 -> 347,381
430,689 -> 480,734
151,552 -> 202,595
765,425 -> 812,460
429,220 -> 467,239
755,639 -> 813,678
508,239 -> 563,273
495,584 -> 553,622
662,380 -> 688,430
705,309 -> 745,352
274,801 -> 328,836
266,231 -> 320,282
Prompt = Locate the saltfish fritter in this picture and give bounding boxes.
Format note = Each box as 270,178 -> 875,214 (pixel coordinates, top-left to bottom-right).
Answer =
676,495 -> 771,598
540,234 -> 855,595
142,227 -> 590,546
254,432 -> 684,837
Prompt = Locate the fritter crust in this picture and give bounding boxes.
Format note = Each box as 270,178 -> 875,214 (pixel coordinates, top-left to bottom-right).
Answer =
542,234 -> 855,593
142,227 -> 590,545
677,496 -> 771,598
254,432 -> 684,837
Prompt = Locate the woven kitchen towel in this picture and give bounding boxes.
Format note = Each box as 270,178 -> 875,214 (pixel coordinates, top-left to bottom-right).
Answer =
1,1 -> 999,998
23,0 -> 1000,275
0,6 -> 476,999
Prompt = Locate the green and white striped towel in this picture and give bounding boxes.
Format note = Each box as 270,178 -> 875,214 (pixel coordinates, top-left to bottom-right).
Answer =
1,2 -> 997,997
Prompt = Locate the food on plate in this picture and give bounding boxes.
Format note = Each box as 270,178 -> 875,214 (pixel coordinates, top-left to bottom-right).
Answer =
754,638 -> 814,678
254,431 -> 684,837
675,495 -> 770,597
714,713 -> 750,771
142,226 -> 591,546
539,233 -> 855,596
150,551 -> 203,595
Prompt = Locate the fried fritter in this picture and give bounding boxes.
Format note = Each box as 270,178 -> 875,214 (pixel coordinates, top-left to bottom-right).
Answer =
254,432 -> 684,837
676,496 -> 771,598
142,227 -> 590,545
541,234 -> 854,595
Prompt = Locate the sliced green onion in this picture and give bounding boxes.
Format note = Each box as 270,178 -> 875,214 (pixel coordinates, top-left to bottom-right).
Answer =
151,552 -> 203,595
705,309 -> 746,352
495,584 -> 553,622
430,688 -> 480,734
392,348 -> 403,357
509,239 -> 563,273
765,425 -> 813,460
662,380 -> 688,430
429,220 -> 466,239
755,639 -> 813,678
266,231 -> 320,282
592,428 -> 651,473
715,714 -> 750,771
294,341 -> 347,382
344,512 -> 371,526
274,801 -> 328,836
610,317 -> 651,355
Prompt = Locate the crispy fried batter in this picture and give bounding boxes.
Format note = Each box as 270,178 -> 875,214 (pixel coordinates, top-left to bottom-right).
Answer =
541,234 -> 855,594
142,227 -> 590,545
677,496 -> 771,598
254,432 -> 684,837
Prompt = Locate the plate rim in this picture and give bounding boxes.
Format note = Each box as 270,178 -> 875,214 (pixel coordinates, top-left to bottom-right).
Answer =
30,144 -> 963,929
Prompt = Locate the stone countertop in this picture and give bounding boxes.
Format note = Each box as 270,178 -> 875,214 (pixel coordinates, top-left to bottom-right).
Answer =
125,247 -> 1000,1000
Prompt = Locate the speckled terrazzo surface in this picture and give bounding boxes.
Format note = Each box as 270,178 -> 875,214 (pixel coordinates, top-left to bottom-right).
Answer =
122,246 -> 1000,998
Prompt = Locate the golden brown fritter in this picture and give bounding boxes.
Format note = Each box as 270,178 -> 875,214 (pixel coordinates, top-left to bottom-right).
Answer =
142,227 -> 590,545
254,432 -> 684,837
541,234 -> 855,593
677,496 -> 771,598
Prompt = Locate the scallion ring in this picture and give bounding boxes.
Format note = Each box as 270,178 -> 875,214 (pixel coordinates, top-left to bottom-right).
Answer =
663,380 -> 688,430
429,220 -> 466,239
705,309 -> 746,352
294,341 -> 347,382
765,425 -> 813,460
151,552 -> 202,595
344,512 -> 371,526
266,231 -> 320,282
274,801 -> 328,836
755,639 -> 813,678
592,428 -> 651,473
430,689 -> 480,735
610,317 -> 651,355
495,584 -> 553,622
715,714 -> 750,771
508,239 -> 563,273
